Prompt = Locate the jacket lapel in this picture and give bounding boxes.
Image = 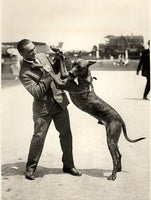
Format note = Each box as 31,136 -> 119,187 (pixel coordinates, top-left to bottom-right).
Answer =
36,53 -> 64,103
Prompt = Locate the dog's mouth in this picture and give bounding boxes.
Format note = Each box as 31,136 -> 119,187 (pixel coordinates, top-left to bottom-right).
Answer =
69,71 -> 76,78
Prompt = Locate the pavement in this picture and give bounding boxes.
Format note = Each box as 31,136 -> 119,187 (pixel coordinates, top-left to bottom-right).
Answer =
1,70 -> 150,200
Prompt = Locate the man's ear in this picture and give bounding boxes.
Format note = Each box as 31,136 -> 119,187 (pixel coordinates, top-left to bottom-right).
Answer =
86,61 -> 96,68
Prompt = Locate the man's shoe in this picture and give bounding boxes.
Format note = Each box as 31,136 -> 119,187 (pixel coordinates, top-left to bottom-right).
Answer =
63,168 -> 82,176
143,97 -> 149,100
25,171 -> 35,180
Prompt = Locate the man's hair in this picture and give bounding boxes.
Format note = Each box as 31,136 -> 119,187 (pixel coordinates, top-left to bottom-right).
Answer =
17,39 -> 31,53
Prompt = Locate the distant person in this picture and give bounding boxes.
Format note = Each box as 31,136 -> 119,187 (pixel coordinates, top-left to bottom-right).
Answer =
136,40 -> 150,100
17,39 -> 82,180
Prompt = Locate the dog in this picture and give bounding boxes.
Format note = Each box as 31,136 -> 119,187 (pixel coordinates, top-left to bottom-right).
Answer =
44,52 -> 145,181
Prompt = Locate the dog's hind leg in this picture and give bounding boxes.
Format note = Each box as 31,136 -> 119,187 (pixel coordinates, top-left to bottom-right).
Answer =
105,121 -> 121,181
116,147 -> 122,172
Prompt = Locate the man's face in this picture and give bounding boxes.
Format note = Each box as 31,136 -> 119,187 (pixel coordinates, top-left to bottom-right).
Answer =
21,42 -> 37,61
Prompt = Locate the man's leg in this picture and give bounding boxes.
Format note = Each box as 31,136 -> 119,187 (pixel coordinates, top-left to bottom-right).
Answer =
26,115 -> 52,175
53,108 -> 74,168
53,108 -> 82,176
143,76 -> 150,99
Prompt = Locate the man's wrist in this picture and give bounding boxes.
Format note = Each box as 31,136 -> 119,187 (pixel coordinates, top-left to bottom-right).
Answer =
43,64 -> 52,72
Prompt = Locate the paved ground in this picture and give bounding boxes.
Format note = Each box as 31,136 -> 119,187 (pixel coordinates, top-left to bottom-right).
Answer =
1,69 -> 150,200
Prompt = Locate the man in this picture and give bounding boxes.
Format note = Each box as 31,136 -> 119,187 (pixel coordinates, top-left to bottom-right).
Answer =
17,39 -> 82,180
137,40 -> 150,100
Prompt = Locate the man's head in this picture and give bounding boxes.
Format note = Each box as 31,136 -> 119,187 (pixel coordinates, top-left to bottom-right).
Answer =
17,39 -> 37,61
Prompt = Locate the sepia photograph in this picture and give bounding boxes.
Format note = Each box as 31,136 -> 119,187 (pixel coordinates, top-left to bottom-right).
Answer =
1,0 -> 150,199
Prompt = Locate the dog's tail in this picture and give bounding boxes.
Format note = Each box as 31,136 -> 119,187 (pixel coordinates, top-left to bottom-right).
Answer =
122,123 -> 145,143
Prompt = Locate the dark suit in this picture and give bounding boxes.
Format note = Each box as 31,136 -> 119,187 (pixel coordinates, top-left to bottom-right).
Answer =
19,53 -> 74,172
137,49 -> 150,98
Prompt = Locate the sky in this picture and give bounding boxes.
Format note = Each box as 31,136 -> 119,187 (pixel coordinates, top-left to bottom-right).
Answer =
1,0 -> 150,51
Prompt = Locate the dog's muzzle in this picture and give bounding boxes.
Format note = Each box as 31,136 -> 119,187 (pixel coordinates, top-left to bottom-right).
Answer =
69,71 -> 76,78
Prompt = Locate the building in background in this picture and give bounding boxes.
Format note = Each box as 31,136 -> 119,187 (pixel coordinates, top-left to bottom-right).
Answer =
64,34 -> 144,61
99,35 -> 144,59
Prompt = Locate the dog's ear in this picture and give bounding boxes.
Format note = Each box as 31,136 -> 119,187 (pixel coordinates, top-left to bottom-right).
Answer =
86,61 -> 96,68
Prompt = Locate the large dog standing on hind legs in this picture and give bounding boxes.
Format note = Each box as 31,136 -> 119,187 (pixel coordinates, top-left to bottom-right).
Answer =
44,51 -> 145,181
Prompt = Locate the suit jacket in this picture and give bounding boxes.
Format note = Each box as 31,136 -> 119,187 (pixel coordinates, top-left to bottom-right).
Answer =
137,49 -> 150,77
19,53 -> 69,116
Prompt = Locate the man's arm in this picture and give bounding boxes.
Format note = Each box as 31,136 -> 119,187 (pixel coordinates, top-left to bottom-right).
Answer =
136,55 -> 143,75
44,68 -> 86,93
45,68 -> 69,89
20,70 -> 52,99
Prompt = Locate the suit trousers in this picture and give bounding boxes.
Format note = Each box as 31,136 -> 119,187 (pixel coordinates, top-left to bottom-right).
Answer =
26,108 -> 74,172
143,75 -> 150,98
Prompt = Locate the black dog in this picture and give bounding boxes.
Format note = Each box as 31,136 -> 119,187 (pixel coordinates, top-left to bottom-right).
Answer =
44,55 -> 145,181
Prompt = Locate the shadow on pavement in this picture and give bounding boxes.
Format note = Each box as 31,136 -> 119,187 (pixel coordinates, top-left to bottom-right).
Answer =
80,168 -> 112,178
1,162 -> 112,179
124,97 -> 147,101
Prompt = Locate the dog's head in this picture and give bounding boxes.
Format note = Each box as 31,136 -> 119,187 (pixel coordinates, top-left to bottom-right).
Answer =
69,59 -> 96,79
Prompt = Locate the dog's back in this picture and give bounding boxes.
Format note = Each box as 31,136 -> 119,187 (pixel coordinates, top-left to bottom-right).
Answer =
69,76 -> 122,124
